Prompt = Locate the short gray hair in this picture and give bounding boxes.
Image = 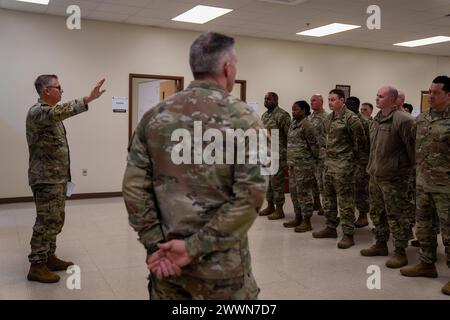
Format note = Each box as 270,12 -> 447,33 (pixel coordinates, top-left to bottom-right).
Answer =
387,86 -> 398,102
189,32 -> 235,79
34,74 -> 58,95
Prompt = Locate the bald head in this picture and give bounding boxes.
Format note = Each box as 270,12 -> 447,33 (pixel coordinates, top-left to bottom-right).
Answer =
310,94 -> 324,113
376,86 -> 398,113
396,90 -> 405,109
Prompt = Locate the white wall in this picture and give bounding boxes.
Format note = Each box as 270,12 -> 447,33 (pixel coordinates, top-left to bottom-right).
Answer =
1,9 -> 449,198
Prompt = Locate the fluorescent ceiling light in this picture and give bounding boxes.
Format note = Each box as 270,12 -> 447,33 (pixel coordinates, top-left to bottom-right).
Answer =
172,5 -> 233,24
16,0 -> 50,4
296,23 -> 360,37
393,36 -> 450,47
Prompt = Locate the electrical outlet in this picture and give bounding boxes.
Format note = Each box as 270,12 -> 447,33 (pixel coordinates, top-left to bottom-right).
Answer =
82,168 -> 88,176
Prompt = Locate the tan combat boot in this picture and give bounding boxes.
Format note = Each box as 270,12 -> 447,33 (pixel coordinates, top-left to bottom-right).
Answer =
360,241 -> 388,256
312,227 -> 337,238
47,255 -> 74,271
442,281 -> 450,296
259,202 -> 275,216
268,206 -> 285,220
400,262 -> 438,278
283,214 -> 302,228
27,262 -> 60,283
337,234 -> 354,249
313,196 -> 324,216
354,212 -> 369,228
295,216 -> 312,233
386,248 -> 408,268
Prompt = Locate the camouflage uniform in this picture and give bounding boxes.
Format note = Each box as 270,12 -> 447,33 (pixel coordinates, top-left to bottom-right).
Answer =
287,117 -> 319,219
261,106 -> 291,205
26,98 -> 88,263
122,81 -> 266,300
415,105 -> 450,266
322,107 -> 366,235
367,109 -> 416,249
354,114 -> 370,217
309,111 -> 328,207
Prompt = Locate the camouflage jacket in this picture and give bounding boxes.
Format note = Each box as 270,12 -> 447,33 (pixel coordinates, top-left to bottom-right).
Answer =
261,106 -> 291,162
309,111 -> 328,160
324,107 -> 367,173
26,98 -> 88,186
122,81 -> 266,280
416,104 -> 450,193
367,109 -> 416,177
287,117 -> 319,168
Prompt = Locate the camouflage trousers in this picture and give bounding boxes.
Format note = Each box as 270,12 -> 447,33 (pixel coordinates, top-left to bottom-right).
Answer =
149,272 -> 260,300
312,160 -> 325,208
322,168 -> 356,235
354,164 -> 370,215
28,183 -> 67,264
265,160 -> 286,206
369,176 -> 410,249
415,186 -> 450,267
288,164 -> 315,218
407,173 -> 417,232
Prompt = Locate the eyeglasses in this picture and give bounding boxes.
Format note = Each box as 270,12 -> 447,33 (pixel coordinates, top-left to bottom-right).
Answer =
46,85 -> 62,91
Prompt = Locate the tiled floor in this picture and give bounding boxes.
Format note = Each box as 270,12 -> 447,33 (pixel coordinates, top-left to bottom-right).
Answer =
0,196 -> 448,300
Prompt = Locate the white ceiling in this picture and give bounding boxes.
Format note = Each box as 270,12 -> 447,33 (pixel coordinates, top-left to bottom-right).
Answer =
2,0 -> 450,56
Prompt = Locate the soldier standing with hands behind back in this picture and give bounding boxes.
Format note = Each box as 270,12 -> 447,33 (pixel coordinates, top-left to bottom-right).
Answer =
123,32 -> 265,300
259,92 -> 291,220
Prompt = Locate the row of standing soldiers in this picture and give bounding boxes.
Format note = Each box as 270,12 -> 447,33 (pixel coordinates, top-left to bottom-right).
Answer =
258,78 -> 450,295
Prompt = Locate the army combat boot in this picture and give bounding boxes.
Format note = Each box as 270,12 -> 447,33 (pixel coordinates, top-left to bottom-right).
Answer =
27,262 -> 60,283
337,234 -> 354,249
400,262 -> 438,278
386,247 -> 408,268
354,212 -> 369,228
268,205 -> 285,220
295,216 -> 312,233
360,241 -> 388,256
442,281 -> 450,296
259,202 -> 275,216
284,214 -> 302,228
312,227 -> 337,238
47,255 -> 74,271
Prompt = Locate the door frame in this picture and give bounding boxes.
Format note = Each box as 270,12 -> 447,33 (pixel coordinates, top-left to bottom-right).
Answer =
128,73 -> 184,141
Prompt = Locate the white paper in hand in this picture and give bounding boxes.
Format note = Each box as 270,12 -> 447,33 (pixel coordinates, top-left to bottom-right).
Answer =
66,181 -> 75,197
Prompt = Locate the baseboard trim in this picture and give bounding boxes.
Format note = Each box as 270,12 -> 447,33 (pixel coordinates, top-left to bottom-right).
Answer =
0,192 -> 122,204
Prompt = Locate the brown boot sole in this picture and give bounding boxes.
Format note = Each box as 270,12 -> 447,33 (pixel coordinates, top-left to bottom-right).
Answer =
312,231 -> 337,239
268,215 -> 284,220
27,273 -> 60,283
400,266 -> 438,278
47,264 -> 73,271
337,241 -> 355,249
259,211 -> 274,216
295,227 -> 312,233
283,220 -> 302,228
386,258 -> 408,269
360,248 -> 388,257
